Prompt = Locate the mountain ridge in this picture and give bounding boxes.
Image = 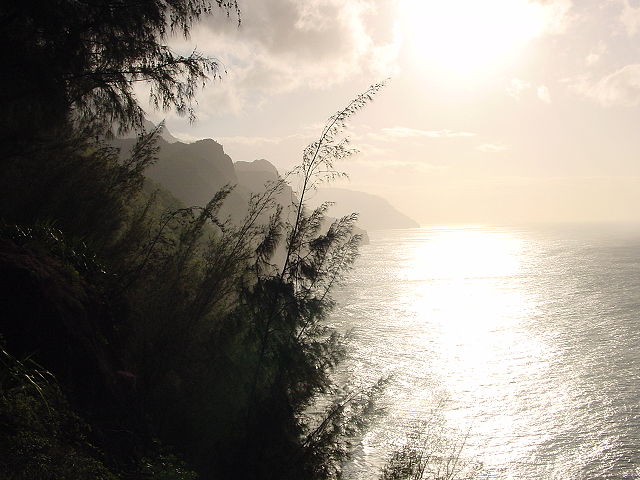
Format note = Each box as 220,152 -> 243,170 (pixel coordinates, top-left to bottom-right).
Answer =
116,125 -> 417,236
312,187 -> 419,231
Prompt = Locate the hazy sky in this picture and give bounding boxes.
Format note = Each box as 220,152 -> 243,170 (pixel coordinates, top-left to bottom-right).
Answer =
147,0 -> 640,225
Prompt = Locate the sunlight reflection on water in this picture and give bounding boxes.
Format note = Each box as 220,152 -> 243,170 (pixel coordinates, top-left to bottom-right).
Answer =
330,225 -> 640,480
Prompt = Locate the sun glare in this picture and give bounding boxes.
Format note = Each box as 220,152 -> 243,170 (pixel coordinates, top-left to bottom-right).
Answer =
401,0 -> 548,76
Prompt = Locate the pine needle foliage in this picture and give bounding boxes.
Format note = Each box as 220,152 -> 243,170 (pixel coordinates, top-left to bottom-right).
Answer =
116,85 -> 389,480
0,3 -> 397,472
282,81 -> 386,280
0,0 -> 239,141
0,2 -> 402,479
379,421 -> 487,480
0,125 -> 162,252
205,83 -> 388,480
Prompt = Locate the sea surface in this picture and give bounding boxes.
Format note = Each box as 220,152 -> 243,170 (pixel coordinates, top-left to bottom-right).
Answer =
328,224 -> 640,480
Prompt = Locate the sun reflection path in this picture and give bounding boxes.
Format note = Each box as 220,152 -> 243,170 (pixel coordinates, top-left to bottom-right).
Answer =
340,226 -> 558,476
333,225 -> 640,479
399,227 -> 553,459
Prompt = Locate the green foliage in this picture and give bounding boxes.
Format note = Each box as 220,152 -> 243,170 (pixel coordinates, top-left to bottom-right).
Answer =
142,452 -> 199,480
301,378 -> 389,479
0,223 -> 105,278
89,86 -> 390,480
203,84 -> 388,479
0,346 -> 203,480
0,126 -> 162,252
0,348 -> 119,480
0,0 -> 402,476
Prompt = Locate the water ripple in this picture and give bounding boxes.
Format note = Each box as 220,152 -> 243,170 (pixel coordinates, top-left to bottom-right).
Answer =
331,225 -> 640,479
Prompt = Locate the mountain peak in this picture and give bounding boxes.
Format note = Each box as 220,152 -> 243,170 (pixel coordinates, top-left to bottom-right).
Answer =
143,120 -> 179,143
234,159 -> 279,177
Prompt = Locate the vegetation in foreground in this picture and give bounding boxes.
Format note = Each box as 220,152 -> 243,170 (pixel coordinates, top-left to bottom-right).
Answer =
0,1 -> 479,479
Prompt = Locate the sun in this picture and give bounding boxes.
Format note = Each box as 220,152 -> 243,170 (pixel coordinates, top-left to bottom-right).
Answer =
400,0 -> 548,76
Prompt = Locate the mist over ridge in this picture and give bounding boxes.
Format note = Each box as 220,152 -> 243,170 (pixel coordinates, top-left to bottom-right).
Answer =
310,187 -> 419,231
117,122 -> 417,235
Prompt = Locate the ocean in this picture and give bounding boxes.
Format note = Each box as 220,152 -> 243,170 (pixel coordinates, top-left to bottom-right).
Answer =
329,224 -> 640,479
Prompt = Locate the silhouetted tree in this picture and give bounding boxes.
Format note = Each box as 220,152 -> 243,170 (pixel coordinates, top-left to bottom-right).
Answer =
207,83 -> 388,480
0,0 -> 405,477
0,0 -> 238,145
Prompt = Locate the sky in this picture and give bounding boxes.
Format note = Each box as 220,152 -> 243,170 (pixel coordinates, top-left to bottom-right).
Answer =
146,0 -> 640,225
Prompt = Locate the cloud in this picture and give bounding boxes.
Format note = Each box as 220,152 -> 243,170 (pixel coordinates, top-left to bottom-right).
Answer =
585,41 -> 606,66
352,142 -> 392,157
571,64 -> 640,107
586,52 -> 601,66
537,85 -> 552,104
376,126 -> 476,140
170,131 -> 203,143
507,79 -> 551,103
169,0 -> 402,115
549,0 -> 574,32
477,143 -> 508,153
213,133 -> 309,146
507,78 -> 532,99
619,0 -> 640,36
349,156 -> 445,172
530,0 -> 574,35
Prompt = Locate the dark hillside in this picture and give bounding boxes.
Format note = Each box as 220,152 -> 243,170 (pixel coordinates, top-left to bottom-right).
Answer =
0,1 -> 394,477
